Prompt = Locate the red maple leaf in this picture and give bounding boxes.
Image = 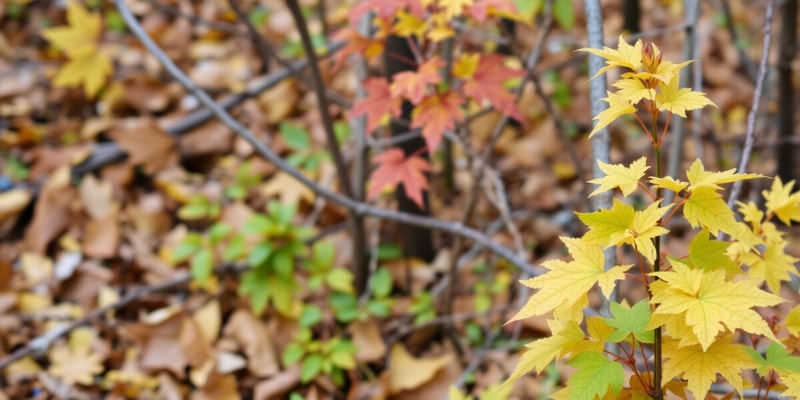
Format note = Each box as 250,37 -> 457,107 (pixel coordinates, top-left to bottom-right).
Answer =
350,78 -> 402,133
411,90 -> 464,154
390,57 -> 444,105
460,54 -> 525,120
367,147 -> 432,209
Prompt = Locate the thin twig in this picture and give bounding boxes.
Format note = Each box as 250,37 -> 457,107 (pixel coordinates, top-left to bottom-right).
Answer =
113,0 -> 538,275
727,0 -> 774,209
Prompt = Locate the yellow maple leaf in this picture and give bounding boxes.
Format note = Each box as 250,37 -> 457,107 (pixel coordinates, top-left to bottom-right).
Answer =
437,0 -> 474,19
588,156 -> 649,197
589,90 -> 636,137
662,335 -> 757,399
393,10 -> 427,38
505,319 -> 586,384
650,260 -> 783,350
41,1 -> 112,97
654,76 -> 716,117
685,158 -> 762,191
740,226 -> 799,294
763,177 -> 800,225
612,78 -> 655,105
649,175 -> 689,193
781,373 -> 800,398
784,305 -> 800,337
578,199 -> 670,264
508,237 -> 632,323
683,186 -> 739,236
579,35 -> 643,80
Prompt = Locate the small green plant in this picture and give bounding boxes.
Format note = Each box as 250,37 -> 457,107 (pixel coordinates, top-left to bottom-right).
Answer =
505,37 -> 800,399
330,267 -> 394,322
282,309 -> 357,385
238,201 -> 314,316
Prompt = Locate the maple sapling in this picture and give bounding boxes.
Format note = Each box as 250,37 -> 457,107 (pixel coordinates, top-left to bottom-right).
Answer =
506,36 -> 800,399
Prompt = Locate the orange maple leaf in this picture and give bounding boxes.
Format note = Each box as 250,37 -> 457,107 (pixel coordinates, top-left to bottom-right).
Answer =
467,0 -> 521,23
390,57 -> 444,104
350,78 -> 403,133
459,54 -> 524,120
367,147 -> 432,209
411,90 -> 465,153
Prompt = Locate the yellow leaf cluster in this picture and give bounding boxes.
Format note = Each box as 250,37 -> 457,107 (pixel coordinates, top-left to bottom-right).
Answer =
41,1 -> 112,97
579,36 -> 715,137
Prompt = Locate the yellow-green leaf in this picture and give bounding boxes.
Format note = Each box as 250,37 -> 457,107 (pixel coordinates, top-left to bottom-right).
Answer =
685,158 -> 762,192
589,91 -> 636,137
650,260 -> 783,350
612,78 -> 655,105
508,237 -> 632,323
588,157 -> 649,197
683,186 -> 738,236
505,319 -> 585,384
649,176 -> 688,193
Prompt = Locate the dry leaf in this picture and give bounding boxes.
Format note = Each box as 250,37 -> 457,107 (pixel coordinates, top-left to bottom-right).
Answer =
0,189 -> 31,222
388,343 -> 453,394
121,310 -> 189,378
193,299 -> 221,345
223,309 -> 280,377
107,118 -> 177,175
349,318 -> 387,363
25,166 -> 75,253
79,175 -> 115,219
47,328 -> 105,385
82,209 -> 120,258
191,369 -> 240,400
261,171 -> 313,206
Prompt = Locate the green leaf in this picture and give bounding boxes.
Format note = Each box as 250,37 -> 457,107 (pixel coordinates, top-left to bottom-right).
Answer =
272,247 -> 294,280
248,242 -> 273,267
366,299 -> 391,318
283,343 -> 305,365
474,294 -> 491,313
222,233 -> 246,261
326,268 -> 355,293
172,235 -> 202,263
687,229 -> 737,273
514,0 -> 542,21
333,121 -> 351,144
313,241 -> 335,266
225,184 -> 247,200
243,214 -> 272,234
280,122 -> 310,151
239,268 -> 271,315
377,243 -> 403,260
328,341 -> 356,370
301,354 -> 324,383
299,305 -> 323,328
553,0 -> 575,29
178,200 -> 209,220
566,352 -> 624,400
371,268 -> 393,298
604,300 -> 654,344
191,248 -> 214,283
330,292 -> 359,322
746,343 -> 800,375
208,222 -> 231,244
268,201 -> 297,225
268,274 -> 295,316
